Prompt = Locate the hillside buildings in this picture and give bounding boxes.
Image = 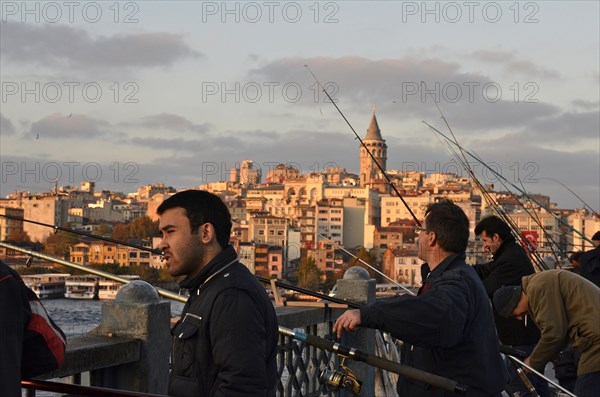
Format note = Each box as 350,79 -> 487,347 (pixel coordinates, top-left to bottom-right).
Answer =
1,109 -> 597,287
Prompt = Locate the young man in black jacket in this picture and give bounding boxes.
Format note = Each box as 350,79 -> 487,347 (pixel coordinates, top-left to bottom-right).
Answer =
334,200 -> 508,396
158,190 -> 278,397
473,216 -> 548,396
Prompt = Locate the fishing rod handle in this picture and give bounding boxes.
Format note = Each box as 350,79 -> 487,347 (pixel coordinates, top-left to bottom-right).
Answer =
364,354 -> 466,395
516,368 -> 539,397
507,355 -> 577,397
284,328 -> 467,395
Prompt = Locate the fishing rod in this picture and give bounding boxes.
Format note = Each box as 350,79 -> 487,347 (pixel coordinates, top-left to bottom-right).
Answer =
423,121 -> 594,246
279,326 -> 467,395
515,178 -> 567,264
422,121 -> 582,395
320,233 -> 416,296
0,213 -> 162,255
0,242 -> 184,303
3,240 -> 358,310
261,198 -> 417,296
255,275 -> 359,308
506,355 -> 577,397
425,108 -> 552,269
0,217 -> 357,306
279,209 -> 416,296
304,65 -> 421,226
429,127 -> 548,271
5,213 -> 416,304
538,177 -> 599,217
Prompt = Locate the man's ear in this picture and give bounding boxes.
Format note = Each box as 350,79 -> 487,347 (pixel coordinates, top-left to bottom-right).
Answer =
199,223 -> 215,244
492,233 -> 501,243
428,230 -> 437,247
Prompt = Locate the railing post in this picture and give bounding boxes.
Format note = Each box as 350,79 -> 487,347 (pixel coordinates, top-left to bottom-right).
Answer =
89,281 -> 170,394
334,266 -> 376,397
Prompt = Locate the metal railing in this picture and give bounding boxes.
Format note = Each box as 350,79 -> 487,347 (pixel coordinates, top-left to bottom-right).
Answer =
21,305 -> 344,397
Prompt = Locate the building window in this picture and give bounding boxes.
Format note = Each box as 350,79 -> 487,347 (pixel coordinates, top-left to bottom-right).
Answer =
271,256 -> 278,261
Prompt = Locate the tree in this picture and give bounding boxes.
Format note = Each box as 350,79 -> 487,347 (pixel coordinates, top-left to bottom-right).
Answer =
130,216 -> 160,240
112,223 -> 130,241
111,217 -> 159,241
323,266 -> 347,292
95,223 -> 112,237
351,247 -> 384,282
44,231 -> 78,259
295,256 -> 322,291
7,229 -> 31,243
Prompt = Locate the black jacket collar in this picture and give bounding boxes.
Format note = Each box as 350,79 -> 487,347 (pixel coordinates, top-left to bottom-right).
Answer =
179,245 -> 238,291
425,252 -> 464,282
492,236 -> 516,260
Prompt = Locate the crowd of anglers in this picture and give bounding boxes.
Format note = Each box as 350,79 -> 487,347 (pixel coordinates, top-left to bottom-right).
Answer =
2,189 -> 599,397
4,69 -> 599,396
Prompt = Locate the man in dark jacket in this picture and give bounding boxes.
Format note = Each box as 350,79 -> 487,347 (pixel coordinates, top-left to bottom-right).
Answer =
473,216 -> 547,396
0,260 -> 31,397
158,190 -> 278,397
579,231 -> 600,288
334,200 -> 508,396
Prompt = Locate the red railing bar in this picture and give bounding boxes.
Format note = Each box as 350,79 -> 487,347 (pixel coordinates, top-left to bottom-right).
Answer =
22,379 -> 166,397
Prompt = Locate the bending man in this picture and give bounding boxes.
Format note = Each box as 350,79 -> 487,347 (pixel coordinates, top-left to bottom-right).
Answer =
494,269 -> 600,397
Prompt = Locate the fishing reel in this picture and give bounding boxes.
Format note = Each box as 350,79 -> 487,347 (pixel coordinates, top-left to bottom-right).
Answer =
319,357 -> 362,396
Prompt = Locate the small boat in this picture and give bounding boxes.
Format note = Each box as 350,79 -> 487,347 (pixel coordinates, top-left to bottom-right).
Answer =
65,275 -> 100,299
375,283 -> 413,297
22,273 -> 70,299
98,275 -> 140,300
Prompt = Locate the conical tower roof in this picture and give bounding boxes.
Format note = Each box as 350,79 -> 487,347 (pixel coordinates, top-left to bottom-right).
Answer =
365,108 -> 383,141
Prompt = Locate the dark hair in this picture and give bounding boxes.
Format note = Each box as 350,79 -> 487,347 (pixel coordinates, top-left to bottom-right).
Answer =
424,199 -> 469,253
157,190 -> 232,249
592,231 -> 600,241
569,251 -> 582,262
474,215 -> 512,241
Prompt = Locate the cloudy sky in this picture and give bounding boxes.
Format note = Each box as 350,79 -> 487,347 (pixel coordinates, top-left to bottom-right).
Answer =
1,1 -> 598,211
